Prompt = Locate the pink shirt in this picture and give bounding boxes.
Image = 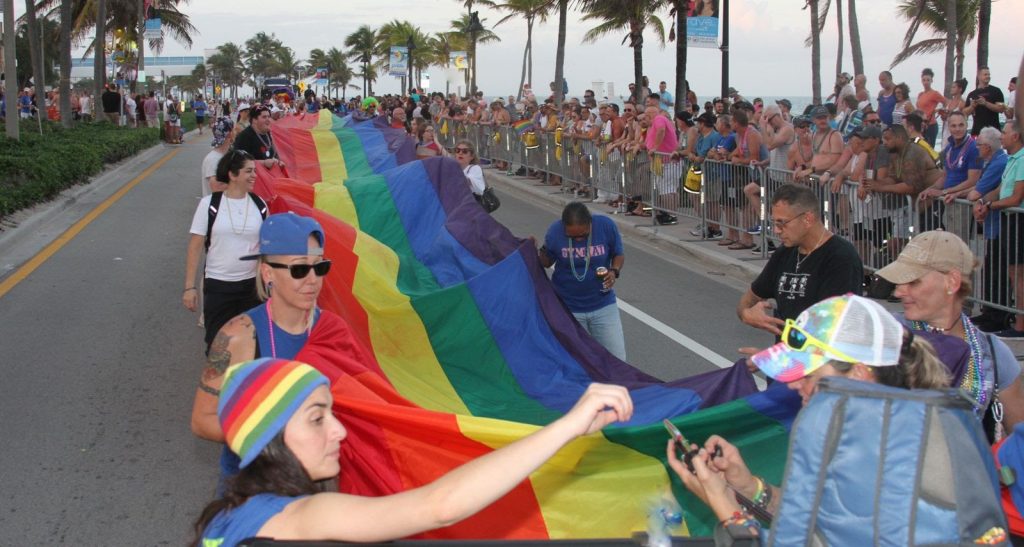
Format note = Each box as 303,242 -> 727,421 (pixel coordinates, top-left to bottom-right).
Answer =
645,114 -> 678,154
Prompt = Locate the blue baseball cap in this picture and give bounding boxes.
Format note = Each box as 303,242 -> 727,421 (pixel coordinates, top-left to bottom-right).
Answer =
240,212 -> 325,260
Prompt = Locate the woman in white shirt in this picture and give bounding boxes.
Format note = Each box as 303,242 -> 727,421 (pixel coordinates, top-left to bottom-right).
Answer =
453,139 -> 486,196
183,150 -> 265,352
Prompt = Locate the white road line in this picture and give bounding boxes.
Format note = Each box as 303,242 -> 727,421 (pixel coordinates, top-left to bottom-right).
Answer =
618,299 -> 767,389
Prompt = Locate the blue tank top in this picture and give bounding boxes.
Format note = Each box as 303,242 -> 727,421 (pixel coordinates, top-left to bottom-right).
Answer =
218,302 -> 322,493
202,493 -> 301,547
877,92 -> 897,126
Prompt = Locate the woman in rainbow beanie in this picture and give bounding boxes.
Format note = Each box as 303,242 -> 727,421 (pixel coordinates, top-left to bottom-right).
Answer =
192,358 -> 633,546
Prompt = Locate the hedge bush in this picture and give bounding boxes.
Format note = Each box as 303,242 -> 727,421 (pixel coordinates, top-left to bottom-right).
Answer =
0,120 -> 160,218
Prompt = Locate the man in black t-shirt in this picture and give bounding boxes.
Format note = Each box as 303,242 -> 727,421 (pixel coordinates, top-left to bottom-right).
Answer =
233,104 -> 285,170
737,184 -> 863,338
965,67 -> 1006,135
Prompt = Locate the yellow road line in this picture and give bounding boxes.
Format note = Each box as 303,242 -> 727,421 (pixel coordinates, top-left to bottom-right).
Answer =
0,148 -> 181,299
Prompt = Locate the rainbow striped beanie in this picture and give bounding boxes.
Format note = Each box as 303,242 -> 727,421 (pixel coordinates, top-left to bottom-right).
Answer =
218,358 -> 330,468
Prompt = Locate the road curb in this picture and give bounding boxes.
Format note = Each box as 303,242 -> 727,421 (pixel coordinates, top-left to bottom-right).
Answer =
483,166 -> 764,285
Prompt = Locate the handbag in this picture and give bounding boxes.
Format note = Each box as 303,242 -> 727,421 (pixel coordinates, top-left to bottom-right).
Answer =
684,164 -> 702,194
479,186 -> 501,213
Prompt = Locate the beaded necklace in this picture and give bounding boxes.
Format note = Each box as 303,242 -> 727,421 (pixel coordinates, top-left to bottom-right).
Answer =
911,313 -> 986,410
567,231 -> 593,282
264,298 -> 312,358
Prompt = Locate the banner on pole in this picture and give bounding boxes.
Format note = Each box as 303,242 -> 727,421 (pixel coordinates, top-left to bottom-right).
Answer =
389,46 -> 408,77
143,18 -> 162,40
315,67 -> 329,87
449,51 -> 468,70
686,0 -> 720,49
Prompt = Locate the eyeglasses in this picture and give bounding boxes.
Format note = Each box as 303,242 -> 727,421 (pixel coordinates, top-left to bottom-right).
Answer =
454,147 -> 473,154
266,260 -> 332,279
771,211 -> 809,230
865,119 -> 881,125
781,319 -> 858,363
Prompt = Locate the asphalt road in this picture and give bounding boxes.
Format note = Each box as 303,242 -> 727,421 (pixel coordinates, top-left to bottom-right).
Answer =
0,136 -> 765,544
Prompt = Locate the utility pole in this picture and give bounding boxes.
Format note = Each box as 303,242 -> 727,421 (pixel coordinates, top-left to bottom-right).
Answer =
720,0 -> 729,101
4,0 -> 19,139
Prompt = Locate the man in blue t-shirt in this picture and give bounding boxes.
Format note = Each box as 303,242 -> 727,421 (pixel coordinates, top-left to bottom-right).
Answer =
967,126 -> 1011,331
192,94 -> 208,134
539,202 -> 627,360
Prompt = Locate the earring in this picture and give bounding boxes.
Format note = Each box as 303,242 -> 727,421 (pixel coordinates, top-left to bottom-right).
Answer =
946,290 -> 953,295
267,281 -> 274,291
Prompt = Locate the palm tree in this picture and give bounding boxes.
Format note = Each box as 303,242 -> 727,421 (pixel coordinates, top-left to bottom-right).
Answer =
892,0 -> 979,91
848,0 -> 864,77
244,31 -> 285,88
804,0 -> 823,104
493,0 -> 553,101
834,0 -> 844,78
581,0 -> 667,105
375,20 -> 432,92
59,0 -> 72,126
553,0 -> 568,106
24,0 -> 46,91
344,25 -> 378,96
449,13 -> 499,95
206,42 -> 246,99
976,0 -> 990,71
324,47 -> 353,99
93,0 -> 105,117
668,0 -> 687,113
273,45 -> 304,83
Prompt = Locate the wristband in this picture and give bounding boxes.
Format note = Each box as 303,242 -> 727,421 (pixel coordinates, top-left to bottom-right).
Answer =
184,287 -> 197,292
610,267 -> 620,278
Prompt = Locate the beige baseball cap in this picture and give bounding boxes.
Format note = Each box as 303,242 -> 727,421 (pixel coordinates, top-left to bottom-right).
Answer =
876,231 -> 976,284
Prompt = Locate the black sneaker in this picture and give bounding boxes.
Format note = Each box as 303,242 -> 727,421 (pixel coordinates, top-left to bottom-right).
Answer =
656,213 -> 678,225
514,166 -> 527,176
751,241 -> 777,254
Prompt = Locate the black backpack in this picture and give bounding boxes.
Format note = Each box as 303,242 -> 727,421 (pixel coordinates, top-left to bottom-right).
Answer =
205,191 -> 269,251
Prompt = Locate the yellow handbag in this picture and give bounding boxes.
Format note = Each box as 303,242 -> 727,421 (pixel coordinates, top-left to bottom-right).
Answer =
684,164 -> 702,194
651,154 -> 664,176
524,130 -> 539,149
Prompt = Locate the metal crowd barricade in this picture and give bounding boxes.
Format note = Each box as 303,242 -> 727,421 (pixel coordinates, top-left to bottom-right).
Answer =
699,159 -> 767,253
430,120 -> 1024,318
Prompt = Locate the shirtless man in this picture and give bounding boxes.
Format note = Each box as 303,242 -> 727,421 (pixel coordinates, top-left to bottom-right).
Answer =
794,106 -> 844,184
786,116 -> 814,172
729,111 -> 762,249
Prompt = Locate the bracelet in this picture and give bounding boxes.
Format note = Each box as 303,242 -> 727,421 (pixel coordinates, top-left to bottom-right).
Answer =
184,287 -> 197,292
610,267 -> 620,278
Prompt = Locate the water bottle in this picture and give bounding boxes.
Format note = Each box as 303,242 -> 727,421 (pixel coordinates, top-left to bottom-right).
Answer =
646,493 -> 683,547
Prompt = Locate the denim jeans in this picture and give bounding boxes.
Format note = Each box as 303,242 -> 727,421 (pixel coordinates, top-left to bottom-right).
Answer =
573,302 -> 627,361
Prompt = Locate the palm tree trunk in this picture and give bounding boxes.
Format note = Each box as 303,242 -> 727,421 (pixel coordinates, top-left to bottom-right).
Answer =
955,39 -> 965,83
834,0 -> 844,77
943,0 -> 956,95
977,0 -> 990,72
632,27 -> 643,105
59,0 -> 72,127
94,0 -> 106,117
553,0 -> 567,106
3,0 -> 18,139
527,18 -> 533,89
24,0 -> 45,91
809,0 -> 821,104
136,0 -> 145,94
674,0 -> 687,114
517,20 -> 531,102
847,0 -> 864,76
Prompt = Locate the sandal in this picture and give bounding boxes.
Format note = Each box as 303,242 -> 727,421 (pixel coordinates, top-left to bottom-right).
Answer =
717,239 -> 737,246
728,242 -> 755,250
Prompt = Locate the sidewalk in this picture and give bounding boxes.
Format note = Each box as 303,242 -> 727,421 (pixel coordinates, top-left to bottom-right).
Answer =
482,164 -> 769,286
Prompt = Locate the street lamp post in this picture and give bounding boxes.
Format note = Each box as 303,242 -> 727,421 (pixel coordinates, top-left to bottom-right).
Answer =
406,35 -> 415,96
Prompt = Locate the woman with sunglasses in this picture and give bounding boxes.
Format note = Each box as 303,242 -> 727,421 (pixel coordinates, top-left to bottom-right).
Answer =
190,212 -> 341,491
191,358 -> 632,546
669,294 -> 948,537
184,150 -> 265,351
453,139 -> 486,197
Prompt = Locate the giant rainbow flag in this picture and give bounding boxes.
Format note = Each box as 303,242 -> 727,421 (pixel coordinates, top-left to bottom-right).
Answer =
251,112 -> 801,539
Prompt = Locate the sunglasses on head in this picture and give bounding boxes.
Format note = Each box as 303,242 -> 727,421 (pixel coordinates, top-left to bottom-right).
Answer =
266,260 -> 332,279
781,319 -> 857,363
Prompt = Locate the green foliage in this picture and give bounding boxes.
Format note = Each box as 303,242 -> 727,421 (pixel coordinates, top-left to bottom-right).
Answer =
0,122 -> 161,218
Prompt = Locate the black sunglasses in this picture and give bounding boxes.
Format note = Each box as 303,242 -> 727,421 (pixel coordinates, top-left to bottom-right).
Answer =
266,260 -> 332,279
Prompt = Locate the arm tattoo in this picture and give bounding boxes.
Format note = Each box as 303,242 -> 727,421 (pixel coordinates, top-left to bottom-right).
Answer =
205,330 -> 233,377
